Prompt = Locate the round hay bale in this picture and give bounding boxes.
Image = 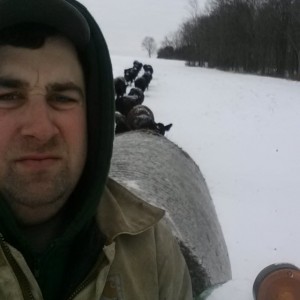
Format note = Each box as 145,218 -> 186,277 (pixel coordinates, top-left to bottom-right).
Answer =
109,130 -> 231,296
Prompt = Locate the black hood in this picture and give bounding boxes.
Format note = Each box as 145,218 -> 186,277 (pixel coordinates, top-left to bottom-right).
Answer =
53,5 -> 116,291
62,0 -> 115,242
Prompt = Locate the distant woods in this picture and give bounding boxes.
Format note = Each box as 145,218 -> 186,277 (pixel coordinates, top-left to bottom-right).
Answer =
157,0 -> 300,79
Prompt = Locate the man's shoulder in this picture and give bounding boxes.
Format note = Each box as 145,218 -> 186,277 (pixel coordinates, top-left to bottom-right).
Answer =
96,177 -> 165,241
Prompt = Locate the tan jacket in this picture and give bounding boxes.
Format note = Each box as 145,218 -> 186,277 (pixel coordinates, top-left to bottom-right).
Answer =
0,178 -> 193,299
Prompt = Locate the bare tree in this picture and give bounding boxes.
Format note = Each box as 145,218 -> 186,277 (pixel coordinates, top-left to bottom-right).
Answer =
142,36 -> 157,57
186,0 -> 200,20
161,31 -> 183,49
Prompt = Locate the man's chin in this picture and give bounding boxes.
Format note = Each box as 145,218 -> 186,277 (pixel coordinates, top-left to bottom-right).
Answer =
1,182 -> 71,225
11,197 -> 67,226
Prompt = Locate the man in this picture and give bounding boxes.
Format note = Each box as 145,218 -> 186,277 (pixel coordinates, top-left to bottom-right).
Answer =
0,0 -> 193,299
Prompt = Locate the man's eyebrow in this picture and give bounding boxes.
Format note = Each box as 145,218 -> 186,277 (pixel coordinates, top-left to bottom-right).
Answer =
0,78 -> 85,99
48,82 -> 85,99
0,77 -> 29,88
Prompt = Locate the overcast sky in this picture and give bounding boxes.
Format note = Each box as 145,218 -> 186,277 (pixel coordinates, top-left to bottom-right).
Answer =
80,0 -> 209,57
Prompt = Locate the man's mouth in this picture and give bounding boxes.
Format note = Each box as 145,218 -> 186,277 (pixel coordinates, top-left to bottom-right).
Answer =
15,154 -> 61,170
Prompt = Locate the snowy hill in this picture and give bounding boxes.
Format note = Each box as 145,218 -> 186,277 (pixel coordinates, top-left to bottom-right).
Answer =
111,54 -> 300,297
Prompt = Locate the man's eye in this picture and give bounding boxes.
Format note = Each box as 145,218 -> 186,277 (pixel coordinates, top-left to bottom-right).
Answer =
51,94 -> 78,105
0,92 -> 22,101
0,92 -> 24,107
53,95 -> 75,103
49,93 -> 82,110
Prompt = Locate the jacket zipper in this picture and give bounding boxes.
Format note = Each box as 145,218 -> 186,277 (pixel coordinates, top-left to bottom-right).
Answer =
0,233 -> 35,300
66,275 -> 95,300
66,252 -> 106,300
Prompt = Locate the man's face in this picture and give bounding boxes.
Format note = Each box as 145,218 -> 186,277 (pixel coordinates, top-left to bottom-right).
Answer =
0,36 -> 87,225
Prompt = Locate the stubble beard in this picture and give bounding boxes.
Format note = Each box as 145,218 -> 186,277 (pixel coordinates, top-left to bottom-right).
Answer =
0,161 -> 75,225
2,163 -> 69,205
0,138 -> 82,225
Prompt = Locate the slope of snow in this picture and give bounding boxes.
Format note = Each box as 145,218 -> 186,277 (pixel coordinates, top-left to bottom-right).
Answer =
111,55 -> 300,295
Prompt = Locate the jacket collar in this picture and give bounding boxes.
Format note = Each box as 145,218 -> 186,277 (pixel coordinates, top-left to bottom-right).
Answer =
97,177 -> 165,242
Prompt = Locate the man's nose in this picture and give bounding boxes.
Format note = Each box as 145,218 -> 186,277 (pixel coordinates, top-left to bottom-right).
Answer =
20,95 -> 59,141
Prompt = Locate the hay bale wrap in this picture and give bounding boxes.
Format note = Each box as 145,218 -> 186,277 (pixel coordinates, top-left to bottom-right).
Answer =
109,130 -> 231,295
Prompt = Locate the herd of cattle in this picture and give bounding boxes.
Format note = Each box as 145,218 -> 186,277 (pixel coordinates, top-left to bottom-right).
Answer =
114,60 -> 172,135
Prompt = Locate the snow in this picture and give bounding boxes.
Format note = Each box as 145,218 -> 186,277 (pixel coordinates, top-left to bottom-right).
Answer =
199,280 -> 253,299
111,55 -> 300,297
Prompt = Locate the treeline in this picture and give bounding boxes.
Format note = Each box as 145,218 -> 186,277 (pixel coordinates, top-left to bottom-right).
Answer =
157,0 -> 300,79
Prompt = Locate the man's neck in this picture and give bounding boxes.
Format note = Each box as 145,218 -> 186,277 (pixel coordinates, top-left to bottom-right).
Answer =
19,212 -> 66,254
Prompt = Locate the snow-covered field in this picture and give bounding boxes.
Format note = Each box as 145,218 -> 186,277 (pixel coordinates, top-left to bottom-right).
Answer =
111,55 -> 300,297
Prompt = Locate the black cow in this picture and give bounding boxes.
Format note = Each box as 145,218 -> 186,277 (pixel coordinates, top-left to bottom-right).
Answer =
126,105 -> 172,136
124,67 -> 139,85
128,87 -> 144,104
114,76 -> 127,98
142,72 -> 152,89
143,64 -> 153,74
115,94 -> 142,116
134,76 -> 147,92
133,60 -> 143,72
115,111 -> 130,134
